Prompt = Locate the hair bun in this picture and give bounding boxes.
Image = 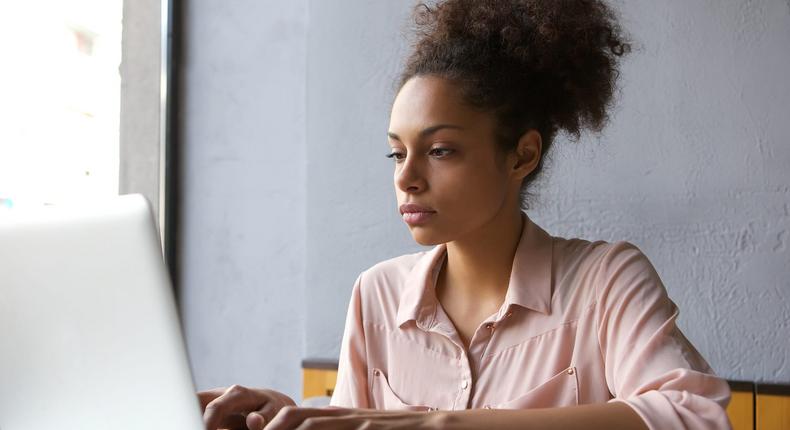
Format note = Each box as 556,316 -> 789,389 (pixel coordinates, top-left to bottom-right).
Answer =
404,0 -> 630,139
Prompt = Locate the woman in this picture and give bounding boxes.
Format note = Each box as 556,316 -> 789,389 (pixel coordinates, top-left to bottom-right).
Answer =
199,1 -> 732,429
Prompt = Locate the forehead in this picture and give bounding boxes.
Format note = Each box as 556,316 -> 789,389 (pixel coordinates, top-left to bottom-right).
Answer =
389,75 -> 493,136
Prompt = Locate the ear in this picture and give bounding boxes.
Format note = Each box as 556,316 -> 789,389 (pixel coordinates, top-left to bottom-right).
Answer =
509,129 -> 542,180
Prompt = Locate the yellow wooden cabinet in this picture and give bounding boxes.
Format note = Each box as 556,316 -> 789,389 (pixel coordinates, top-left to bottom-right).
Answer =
302,359 -> 339,400
756,384 -> 790,430
727,381 -> 754,430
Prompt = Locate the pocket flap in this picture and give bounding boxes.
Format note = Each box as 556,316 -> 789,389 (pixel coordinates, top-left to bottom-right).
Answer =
371,368 -> 435,411
487,366 -> 579,410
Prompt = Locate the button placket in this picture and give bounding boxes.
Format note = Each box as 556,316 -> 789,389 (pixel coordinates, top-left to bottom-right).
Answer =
453,352 -> 472,409
475,320 -> 497,365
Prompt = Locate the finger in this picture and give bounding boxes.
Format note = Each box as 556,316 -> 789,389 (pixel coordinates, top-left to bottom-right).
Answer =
204,385 -> 266,430
219,413 -> 249,430
200,388 -> 249,428
198,387 -> 230,411
246,412 -> 265,430
247,401 -> 278,430
264,406 -> 351,430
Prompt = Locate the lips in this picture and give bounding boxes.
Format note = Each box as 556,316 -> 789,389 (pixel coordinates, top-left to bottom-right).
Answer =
399,203 -> 436,215
399,203 -> 436,226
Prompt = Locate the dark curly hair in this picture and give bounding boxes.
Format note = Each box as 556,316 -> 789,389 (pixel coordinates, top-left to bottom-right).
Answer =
397,0 -> 631,210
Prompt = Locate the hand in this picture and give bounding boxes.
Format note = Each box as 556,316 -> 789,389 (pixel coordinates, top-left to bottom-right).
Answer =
263,406 -> 447,430
198,384 -> 297,430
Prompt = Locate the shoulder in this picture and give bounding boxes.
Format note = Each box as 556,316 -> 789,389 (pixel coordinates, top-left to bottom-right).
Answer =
350,249 -> 433,325
572,239 -> 667,304
591,240 -> 662,286
552,235 -> 655,278
550,235 -> 664,302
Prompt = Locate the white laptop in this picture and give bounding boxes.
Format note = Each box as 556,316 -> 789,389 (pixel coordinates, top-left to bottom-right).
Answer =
0,194 -> 204,429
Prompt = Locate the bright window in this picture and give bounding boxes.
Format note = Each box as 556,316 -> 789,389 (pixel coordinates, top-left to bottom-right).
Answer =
0,1 -> 123,210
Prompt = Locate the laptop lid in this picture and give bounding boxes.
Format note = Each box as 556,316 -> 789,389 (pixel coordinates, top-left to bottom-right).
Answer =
0,194 -> 203,429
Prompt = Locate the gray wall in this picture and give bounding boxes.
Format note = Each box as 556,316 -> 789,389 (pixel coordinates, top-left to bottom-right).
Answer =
181,0 -> 790,402
179,0 -> 308,400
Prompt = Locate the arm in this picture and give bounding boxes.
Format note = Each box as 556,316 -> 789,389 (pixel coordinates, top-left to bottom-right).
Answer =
436,401 -> 646,429
262,401 -> 646,430
594,242 -> 731,430
328,271 -> 371,408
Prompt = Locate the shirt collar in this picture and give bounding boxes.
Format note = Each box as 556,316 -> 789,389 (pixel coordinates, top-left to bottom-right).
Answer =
396,212 -> 554,328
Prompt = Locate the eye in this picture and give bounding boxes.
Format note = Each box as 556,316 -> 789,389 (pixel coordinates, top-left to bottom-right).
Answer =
429,148 -> 454,158
385,152 -> 405,162
385,147 -> 454,163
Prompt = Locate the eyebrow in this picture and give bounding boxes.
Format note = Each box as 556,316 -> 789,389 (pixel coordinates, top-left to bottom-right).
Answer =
387,124 -> 464,142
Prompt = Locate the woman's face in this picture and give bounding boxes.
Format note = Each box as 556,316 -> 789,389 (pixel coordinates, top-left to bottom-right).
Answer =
387,75 -> 527,246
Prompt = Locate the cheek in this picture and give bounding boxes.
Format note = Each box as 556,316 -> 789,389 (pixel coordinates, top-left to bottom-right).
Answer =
438,160 -> 508,204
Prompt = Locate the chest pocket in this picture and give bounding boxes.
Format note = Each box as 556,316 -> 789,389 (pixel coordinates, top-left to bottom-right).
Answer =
370,368 -> 435,411
486,366 -> 579,409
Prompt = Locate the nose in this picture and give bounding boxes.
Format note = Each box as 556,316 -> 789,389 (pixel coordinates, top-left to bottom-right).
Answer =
394,155 -> 426,194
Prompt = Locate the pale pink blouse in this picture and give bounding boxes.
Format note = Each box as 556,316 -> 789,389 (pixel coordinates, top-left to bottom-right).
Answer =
329,212 -> 731,429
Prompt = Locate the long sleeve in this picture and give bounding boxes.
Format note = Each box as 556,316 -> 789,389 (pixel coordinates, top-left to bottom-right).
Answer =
596,242 -> 731,430
329,271 -> 371,408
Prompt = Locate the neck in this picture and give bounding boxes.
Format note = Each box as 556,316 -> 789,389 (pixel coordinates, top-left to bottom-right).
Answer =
440,208 -> 525,304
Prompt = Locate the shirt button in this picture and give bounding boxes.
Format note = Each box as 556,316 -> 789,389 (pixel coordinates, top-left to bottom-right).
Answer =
485,323 -> 494,330
374,369 -> 381,376
567,368 -> 575,375
461,380 -> 469,390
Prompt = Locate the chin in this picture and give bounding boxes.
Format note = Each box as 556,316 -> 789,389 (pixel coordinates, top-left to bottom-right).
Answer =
409,228 -> 446,246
